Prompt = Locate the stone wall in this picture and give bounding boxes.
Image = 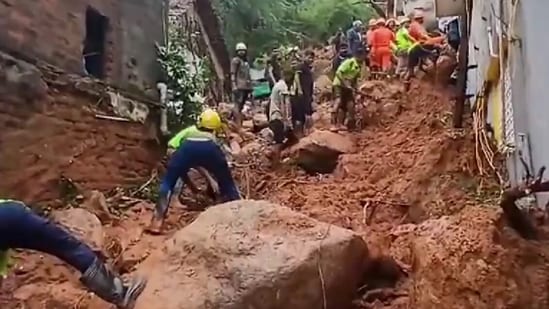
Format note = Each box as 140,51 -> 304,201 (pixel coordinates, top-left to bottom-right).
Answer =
0,51 -> 162,205
0,0 -> 165,97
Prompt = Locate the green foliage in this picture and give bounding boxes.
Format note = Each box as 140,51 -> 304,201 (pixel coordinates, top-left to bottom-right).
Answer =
213,0 -> 377,58
156,30 -> 211,132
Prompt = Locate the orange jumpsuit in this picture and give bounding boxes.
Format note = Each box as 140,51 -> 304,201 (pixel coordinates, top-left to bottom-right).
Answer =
409,21 -> 429,42
365,29 -> 377,68
371,27 -> 395,72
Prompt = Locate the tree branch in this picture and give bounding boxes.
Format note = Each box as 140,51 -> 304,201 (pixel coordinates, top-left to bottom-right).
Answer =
353,0 -> 387,18
500,166 -> 548,240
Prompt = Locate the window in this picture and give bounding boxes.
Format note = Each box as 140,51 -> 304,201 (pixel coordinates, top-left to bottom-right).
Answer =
83,7 -> 108,78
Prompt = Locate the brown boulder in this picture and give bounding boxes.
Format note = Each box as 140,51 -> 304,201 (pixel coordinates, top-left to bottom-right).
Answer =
51,208 -> 104,252
291,130 -> 355,174
135,200 -> 369,309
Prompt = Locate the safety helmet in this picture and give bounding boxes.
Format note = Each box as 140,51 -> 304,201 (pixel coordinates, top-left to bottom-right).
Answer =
399,16 -> 411,24
235,42 -> 247,51
376,18 -> 386,25
368,19 -> 376,27
353,20 -> 363,28
413,11 -> 425,20
386,18 -> 397,26
198,108 -> 222,131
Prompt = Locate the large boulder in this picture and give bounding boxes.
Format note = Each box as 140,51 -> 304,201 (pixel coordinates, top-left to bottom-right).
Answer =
135,200 -> 369,309
389,207 -> 549,309
51,208 -> 104,252
291,130 -> 355,174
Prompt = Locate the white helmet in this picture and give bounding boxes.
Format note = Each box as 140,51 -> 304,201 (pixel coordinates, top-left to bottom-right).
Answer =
353,20 -> 363,28
235,42 -> 247,51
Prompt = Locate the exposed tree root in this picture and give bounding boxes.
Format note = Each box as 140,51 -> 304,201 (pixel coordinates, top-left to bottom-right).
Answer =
500,167 -> 549,240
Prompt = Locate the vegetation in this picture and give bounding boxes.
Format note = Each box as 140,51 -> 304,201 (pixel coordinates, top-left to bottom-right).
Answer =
156,29 -> 211,131
213,0 -> 377,58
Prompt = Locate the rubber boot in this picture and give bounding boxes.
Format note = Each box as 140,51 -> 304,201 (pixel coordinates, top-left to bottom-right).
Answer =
80,258 -> 147,309
146,194 -> 170,235
329,112 -> 338,132
337,109 -> 346,131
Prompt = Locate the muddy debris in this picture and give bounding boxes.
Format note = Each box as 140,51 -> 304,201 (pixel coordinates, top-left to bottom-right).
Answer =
290,130 -> 355,174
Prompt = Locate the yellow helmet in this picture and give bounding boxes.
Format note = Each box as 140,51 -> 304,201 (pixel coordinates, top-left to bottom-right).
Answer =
198,108 -> 222,131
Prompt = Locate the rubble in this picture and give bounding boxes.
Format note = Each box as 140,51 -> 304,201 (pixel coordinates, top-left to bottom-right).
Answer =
51,208 -> 104,252
290,130 -> 355,174
134,200 -> 369,309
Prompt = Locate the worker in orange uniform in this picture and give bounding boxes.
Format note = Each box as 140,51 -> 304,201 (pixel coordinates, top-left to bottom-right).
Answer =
386,18 -> 398,32
371,18 -> 396,75
365,19 -> 378,71
408,11 -> 430,43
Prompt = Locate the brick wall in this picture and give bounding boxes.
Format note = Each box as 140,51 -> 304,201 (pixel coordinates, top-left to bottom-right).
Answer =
0,0 -> 164,96
0,51 -> 162,204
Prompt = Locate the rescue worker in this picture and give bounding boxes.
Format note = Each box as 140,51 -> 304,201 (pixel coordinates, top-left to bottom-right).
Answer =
395,17 -> 416,78
166,120 -> 224,207
386,18 -> 398,32
332,42 -> 351,78
331,28 -> 346,53
405,35 -> 446,81
371,18 -> 396,75
408,11 -> 430,43
147,109 -> 241,234
0,200 -> 146,308
231,42 -> 253,127
290,50 -> 315,137
347,20 -> 363,56
331,47 -> 365,131
267,69 -> 297,165
365,19 -> 378,70
265,49 -> 282,90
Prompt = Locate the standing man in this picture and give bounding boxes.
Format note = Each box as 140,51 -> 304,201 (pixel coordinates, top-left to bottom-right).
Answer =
347,20 -> 363,56
290,50 -> 315,137
231,42 -> 253,127
0,200 -> 146,308
331,47 -> 365,131
395,17 -> 415,78
371,18 -> 396,75
267,69 -> 296,165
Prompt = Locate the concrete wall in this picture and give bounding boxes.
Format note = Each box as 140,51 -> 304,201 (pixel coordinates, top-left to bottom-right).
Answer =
509,1 -> 549,205
0,0 -> 165,96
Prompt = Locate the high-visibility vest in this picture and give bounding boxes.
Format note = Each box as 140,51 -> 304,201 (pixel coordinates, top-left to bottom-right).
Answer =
0,199 -> 20,277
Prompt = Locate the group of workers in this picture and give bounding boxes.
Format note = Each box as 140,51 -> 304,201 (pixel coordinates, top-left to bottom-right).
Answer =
330,11 -> 450,131
334,11 -> 448,78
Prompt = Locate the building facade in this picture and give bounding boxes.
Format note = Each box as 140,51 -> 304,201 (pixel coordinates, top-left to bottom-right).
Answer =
467,0 -> 549,207
0,0 -> 168,97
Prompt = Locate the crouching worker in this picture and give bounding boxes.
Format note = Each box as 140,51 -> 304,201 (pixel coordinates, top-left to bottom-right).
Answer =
147,109 -> 241,234
331,47 -> 365,131
267,69 -> 298,165
166,122 -> 222,206
0,200 -> 146,308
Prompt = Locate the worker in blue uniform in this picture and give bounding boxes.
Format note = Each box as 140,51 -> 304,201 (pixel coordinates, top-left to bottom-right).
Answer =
0,200 -> 146,309
147,109 -> 241,234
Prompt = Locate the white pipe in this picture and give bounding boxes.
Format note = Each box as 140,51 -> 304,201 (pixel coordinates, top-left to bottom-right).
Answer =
157,82 -> 169,135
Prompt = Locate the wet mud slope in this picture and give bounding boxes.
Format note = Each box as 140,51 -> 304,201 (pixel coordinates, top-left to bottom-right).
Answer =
2,81 -> 549,309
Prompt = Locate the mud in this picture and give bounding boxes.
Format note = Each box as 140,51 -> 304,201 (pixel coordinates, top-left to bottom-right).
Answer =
2,78 -> 549,309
